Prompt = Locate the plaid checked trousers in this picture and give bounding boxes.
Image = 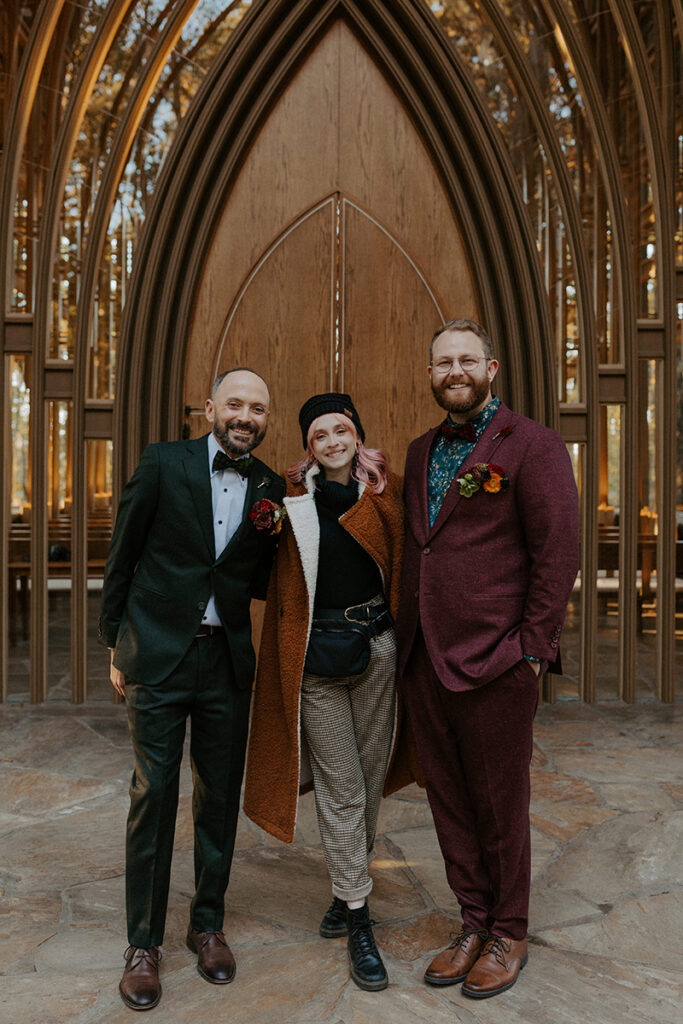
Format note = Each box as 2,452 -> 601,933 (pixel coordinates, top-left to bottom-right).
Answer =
301,625 -> 396,901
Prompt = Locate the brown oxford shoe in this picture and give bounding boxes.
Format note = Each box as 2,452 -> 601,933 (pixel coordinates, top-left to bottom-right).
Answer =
462,935 -> 528,999
424,927 -> 488,986
186,927 -> 236,984
119,945 -> 161,1011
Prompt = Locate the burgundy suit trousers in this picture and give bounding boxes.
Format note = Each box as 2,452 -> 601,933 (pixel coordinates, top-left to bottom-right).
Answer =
401,627 -> 540,940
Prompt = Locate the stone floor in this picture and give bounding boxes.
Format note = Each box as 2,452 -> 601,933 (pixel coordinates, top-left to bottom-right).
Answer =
1,699 -> 682,1024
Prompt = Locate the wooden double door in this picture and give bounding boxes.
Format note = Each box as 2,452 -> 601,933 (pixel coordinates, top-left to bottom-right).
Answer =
183,20 -> 477,473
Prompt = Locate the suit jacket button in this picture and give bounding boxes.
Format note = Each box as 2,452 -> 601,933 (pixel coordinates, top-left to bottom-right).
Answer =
423,546 -> 430,555
197,602 -> 206,611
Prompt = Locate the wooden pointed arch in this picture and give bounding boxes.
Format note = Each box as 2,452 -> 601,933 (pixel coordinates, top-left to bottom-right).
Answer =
115,0 -> 555,482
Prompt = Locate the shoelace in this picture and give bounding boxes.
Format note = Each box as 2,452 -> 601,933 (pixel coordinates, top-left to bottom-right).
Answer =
125,946 -> 161,967
199,930 -> 229,949
480,935 -> 512,968
350,921 -> 379,956
448,927 -> 489,950
331,898 -> 375,926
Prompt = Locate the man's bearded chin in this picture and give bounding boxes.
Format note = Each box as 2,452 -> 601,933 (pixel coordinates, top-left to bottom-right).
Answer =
213,420 -> 267,455
431,376 -> 491,416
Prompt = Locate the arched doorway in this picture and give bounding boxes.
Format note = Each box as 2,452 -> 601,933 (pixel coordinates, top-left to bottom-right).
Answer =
181,21 -> 477,471
118,3 -> 554,478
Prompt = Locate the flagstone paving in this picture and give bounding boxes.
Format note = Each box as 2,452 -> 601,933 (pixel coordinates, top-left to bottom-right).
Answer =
0,699 -> 681,1024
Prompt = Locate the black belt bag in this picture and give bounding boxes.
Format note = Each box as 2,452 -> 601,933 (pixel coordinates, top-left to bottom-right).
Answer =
304,602 -> 393,678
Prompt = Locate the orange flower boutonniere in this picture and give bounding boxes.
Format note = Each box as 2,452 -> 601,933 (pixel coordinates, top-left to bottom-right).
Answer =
457,462 -> 510,498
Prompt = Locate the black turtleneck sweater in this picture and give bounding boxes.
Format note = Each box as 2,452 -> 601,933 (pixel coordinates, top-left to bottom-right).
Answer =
313,476 -> 383,610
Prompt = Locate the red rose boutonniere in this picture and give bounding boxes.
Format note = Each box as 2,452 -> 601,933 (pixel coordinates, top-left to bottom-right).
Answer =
457,462 -> 510,498
249,498 -> 287,534
492,425 -> 514,440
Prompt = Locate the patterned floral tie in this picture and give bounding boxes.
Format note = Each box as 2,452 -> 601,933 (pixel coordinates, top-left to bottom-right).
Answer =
212,451 -> 253,476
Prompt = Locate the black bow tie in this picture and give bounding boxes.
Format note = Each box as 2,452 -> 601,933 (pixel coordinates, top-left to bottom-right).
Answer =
441,419 -> 477,443
212,451 -> 253,477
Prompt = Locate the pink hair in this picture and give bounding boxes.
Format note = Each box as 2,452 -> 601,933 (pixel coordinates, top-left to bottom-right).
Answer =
287,414 -> 388,494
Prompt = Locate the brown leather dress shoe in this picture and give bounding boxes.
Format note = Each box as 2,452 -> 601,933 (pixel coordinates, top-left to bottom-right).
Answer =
186,927 -> 236,984
462,935 -> 528,999
423,927 -> 488,986
119,946 -> 162,1011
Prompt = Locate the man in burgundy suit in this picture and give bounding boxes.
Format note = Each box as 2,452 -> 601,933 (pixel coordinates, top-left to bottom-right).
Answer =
397,318 -> 579,999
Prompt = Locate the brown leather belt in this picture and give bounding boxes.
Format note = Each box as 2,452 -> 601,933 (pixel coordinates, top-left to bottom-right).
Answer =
195,624 -> 222,637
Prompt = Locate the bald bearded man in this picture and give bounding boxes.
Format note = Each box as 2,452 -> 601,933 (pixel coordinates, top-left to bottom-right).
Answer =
100,369 -> 285,1010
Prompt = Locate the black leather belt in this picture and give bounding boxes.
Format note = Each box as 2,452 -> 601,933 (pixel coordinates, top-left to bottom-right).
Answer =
195,624 -> 222,637
312,602 -> 393,639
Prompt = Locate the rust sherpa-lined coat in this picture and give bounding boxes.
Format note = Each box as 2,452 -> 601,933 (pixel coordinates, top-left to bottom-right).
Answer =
243,465 -> 421,843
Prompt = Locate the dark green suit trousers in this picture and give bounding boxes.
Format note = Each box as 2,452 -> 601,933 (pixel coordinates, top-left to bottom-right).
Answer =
125,631 -> 251,947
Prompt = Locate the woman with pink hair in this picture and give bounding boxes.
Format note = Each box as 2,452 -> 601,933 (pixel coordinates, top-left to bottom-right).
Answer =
244,392 -> 418,992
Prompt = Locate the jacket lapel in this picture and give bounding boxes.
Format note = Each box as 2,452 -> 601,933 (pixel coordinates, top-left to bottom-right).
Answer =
183,435 -> 215,559
412,427 -> 438,543
428,402 -> 515,539
339,483 -> 386,587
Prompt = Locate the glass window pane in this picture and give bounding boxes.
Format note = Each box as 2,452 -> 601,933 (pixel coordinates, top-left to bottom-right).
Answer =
425,1 -> 589,395
597,404 -> 621,698
555,442 -> 582,699
87,440 -> 113,700
7,355 -> 32,700
86,1 -> 254,398
636,361 -> 658,697
11,1 -> 110,314
51,2 -> 180,359
564,0 -> 657,321
47,400 -> 72,700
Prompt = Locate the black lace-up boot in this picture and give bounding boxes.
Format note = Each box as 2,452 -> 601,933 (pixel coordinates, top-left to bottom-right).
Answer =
320,896 -> 349,938
346,903 -> 388,991
320,897 -> 374,938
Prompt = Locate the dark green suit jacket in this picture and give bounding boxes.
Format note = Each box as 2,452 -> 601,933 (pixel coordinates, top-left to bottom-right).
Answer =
99,434 -> 285,688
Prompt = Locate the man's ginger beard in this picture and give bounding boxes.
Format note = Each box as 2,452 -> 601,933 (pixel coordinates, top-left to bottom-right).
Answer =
431,373 -> 492,416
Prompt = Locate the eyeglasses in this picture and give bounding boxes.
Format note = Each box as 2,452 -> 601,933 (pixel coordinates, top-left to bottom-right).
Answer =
430,356 -> 490,374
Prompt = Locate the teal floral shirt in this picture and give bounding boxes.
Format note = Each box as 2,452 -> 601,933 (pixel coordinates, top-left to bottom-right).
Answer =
427,397 -> 500,527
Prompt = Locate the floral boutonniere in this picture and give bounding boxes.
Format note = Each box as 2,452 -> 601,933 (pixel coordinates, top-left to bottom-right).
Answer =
492,425 -> 514,440
249,498 -> 287,534
257,475 -> 272,489
457,462 -> 509,498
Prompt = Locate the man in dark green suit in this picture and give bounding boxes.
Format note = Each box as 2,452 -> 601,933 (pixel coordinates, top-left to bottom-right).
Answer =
99,368 -> 285,1011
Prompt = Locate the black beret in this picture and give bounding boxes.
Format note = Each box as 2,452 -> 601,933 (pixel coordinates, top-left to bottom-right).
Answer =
298,392 -> 365,447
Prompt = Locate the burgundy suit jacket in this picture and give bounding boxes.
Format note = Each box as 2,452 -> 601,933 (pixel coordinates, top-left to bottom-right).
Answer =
396,401 -> 579,691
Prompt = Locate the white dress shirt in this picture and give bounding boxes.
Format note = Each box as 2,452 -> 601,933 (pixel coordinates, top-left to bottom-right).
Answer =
202,433 -> 250,627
